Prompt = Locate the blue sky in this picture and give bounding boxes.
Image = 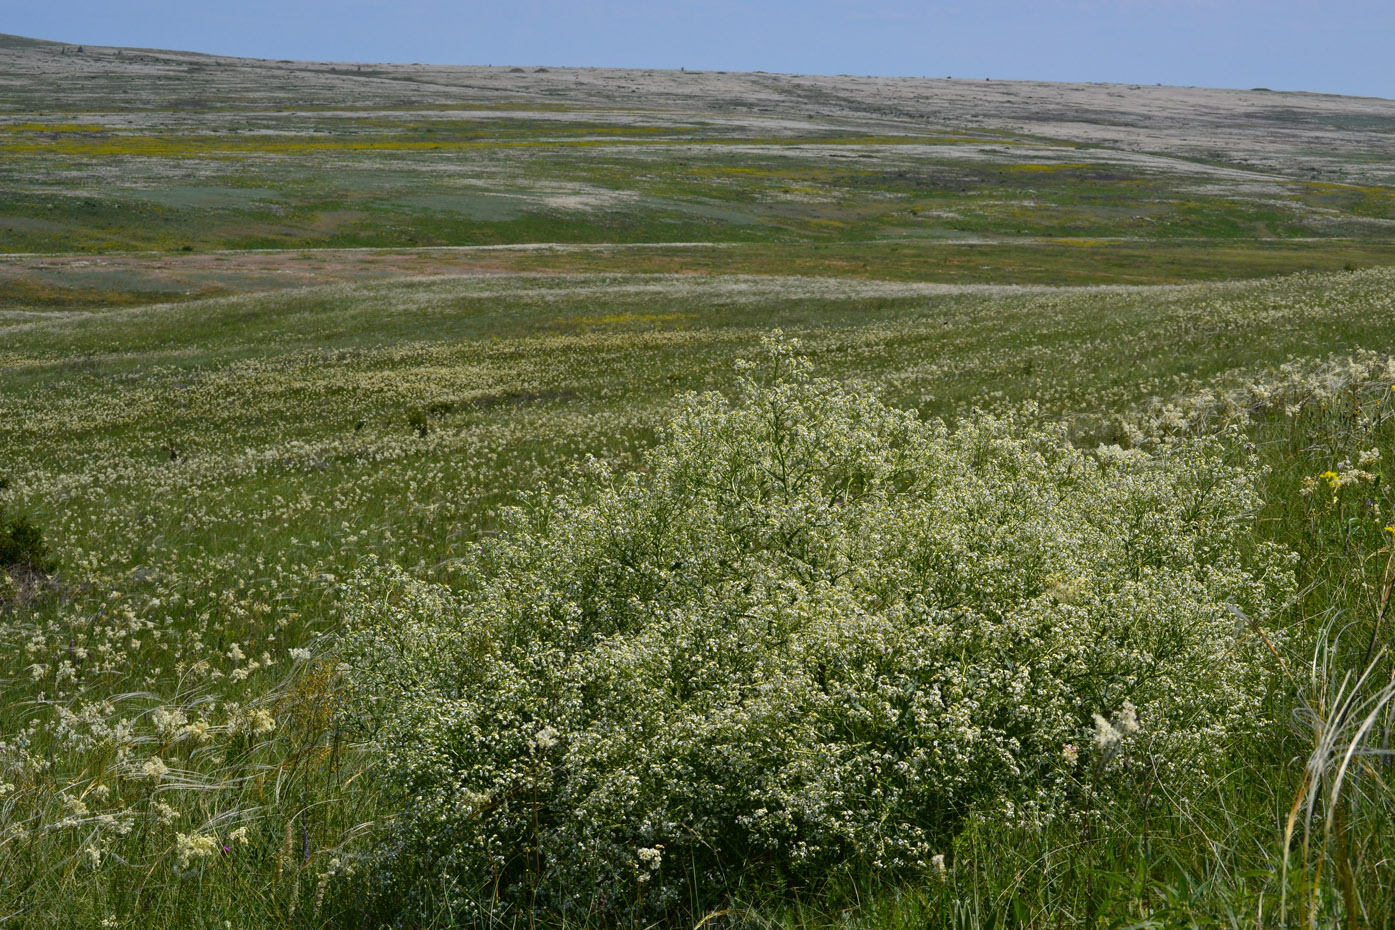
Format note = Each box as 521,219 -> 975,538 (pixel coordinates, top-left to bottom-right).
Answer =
8,0 -> 1393,99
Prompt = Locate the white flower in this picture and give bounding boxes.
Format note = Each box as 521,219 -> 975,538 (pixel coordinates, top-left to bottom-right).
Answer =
142,756 -> 169,781
1092,713 -> 1121,751
230,709 -> 277,736
638,845 -> 663,871
1093,703 -> 1141,759
1117,701 -> 1140,736
174,832 -> 220,870
529,726 -> 559,751
152,708 -> 187,741
179,721 -> 211,744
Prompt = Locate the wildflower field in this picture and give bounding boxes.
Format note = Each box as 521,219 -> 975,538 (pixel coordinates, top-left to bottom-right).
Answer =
4,31 -> 1395,929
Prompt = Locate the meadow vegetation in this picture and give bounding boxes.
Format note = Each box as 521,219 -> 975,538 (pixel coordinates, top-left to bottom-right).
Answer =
7,268 -> 1395,928
4,31 -> 1395,930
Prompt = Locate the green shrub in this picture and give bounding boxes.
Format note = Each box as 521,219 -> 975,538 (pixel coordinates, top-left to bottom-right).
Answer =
406,406 -> 430,437
342,340 -> 1293,923
0,507 -> 53,573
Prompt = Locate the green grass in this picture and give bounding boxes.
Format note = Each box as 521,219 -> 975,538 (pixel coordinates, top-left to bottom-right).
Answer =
3,73 -> 1392,258
9,239 -> 1395,324
5,142 -> 1386,254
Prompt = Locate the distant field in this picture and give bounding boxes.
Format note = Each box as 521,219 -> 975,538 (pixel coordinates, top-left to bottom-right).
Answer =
3,31 -> 1395,289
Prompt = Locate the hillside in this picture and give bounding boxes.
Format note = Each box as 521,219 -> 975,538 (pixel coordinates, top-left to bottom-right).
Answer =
3,32 -> 1394,307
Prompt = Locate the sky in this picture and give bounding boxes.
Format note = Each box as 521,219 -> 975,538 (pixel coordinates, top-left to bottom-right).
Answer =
7,0 -> 1394,99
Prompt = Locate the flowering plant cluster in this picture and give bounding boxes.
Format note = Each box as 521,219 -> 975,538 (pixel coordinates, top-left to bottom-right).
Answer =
344,341 -> 1292,921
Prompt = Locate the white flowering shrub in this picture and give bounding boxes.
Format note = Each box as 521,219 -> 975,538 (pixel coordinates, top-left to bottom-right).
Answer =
343,341 -> 1293,922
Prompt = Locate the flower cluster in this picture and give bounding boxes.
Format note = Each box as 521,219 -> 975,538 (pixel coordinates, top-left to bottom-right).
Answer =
343,341 -> 1292,922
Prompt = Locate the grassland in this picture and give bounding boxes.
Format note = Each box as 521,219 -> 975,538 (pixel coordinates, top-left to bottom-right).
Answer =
4,31 -> 1395,282
4,30 -> 1395,930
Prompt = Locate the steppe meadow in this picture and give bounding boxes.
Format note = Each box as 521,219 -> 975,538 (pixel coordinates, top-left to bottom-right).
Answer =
4,30 -> 1395,929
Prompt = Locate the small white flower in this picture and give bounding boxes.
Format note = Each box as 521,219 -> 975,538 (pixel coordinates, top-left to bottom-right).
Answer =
529,726 -> 559,751
179,721 -> 211,744
638,845 -> 664,871
174,832 -> 220,870
230,709 -> 276,736
154,801 -> 179,825
1117,701 -> 1140,736
152,708 -> 187,741
1092,713 -> 1121,751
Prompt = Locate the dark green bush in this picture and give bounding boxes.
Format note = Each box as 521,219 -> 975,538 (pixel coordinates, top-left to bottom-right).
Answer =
0,508 -> 55,573
406,406 -> 429,437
